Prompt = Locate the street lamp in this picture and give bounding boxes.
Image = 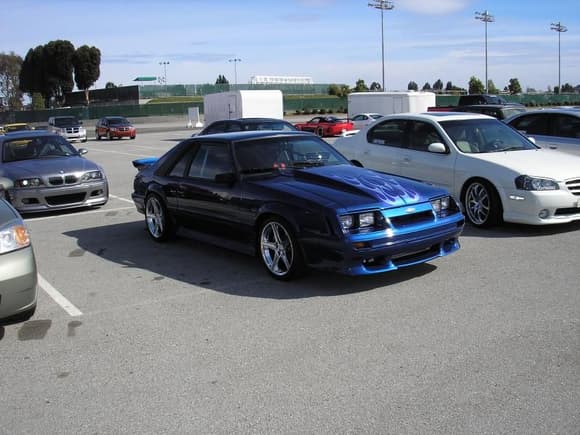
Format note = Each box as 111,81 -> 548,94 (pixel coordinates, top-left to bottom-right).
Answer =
475,10 -> 494,93
550,22 -> 567,94
368,0 -> 394,91
159,61 -> 169,91
228,57 -> 242,88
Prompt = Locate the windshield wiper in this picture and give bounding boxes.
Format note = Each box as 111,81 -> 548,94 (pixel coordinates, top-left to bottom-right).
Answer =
493,146 -> 525,152
240,167 -> 276,175
289,161 -> 325,168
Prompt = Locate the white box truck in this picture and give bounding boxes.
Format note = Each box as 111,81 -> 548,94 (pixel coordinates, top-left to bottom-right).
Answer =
203,90 -> 284,124
347,91 -> 436,118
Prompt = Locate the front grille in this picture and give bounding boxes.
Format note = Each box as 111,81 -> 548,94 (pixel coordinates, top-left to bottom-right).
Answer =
46,193 -> 86,205
48,175 -> 79,186
565,178 -> 580,196
554,207 -> 580,216
389,210 -> 434,228
65,127 -> 80,133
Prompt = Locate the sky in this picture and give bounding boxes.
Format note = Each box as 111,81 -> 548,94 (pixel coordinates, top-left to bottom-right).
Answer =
2,0 -> 579,92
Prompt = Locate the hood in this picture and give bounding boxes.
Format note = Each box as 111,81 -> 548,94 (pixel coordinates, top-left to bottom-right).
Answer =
0,156 -> 101,178
256,165 -> 447,209
469,148 -> 580,180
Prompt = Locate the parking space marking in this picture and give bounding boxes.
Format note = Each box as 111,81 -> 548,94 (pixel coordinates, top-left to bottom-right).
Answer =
109,194 -> 134,204
38,274 -> 83,317
25,206 -> 135,222
85,148 -> 153,157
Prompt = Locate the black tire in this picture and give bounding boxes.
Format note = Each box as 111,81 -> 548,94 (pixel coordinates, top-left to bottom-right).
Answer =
316,127 -> 325,137
462,179 -> 503,227
130,135 -> 136,140
144,194 -> 175,242
108,131 -> 114,140
258,217 -> 305,280
95,130 -> 101,140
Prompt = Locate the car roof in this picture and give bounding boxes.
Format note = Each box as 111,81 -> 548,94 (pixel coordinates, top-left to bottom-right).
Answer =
504,108 -> 580,122
383,112 -> 495,122
0,130 -> 59,143
192,130 -> 315,141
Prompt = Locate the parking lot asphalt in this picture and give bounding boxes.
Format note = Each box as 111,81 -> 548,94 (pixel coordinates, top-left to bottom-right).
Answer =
0,128 -> 579,434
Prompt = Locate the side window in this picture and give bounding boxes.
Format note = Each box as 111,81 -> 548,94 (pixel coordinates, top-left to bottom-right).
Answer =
510,115 -> 548,135
366,120 -> 408,148
351,115 -> 363,121
204,121 -> 226,135
168,145 -> 198,177
188,143 -> 233,180
409,121 -> 443,152
553,115 -> 580,139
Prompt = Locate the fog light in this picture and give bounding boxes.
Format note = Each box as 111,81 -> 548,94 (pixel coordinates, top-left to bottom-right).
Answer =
538,209 -> 550,219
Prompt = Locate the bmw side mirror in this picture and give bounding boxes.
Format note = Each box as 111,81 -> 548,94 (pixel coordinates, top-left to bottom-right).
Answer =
350,159 -> 364,168
78,148 -> 88,155
0,177 -> 14,191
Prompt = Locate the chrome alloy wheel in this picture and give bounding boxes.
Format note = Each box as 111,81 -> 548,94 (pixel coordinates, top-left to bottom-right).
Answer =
260,221 -> 294,277
145,196 -> 165,239
465,182 -> 491,226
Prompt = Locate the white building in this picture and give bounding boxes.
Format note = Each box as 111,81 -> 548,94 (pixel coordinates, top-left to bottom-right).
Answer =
250,75 -> 314,85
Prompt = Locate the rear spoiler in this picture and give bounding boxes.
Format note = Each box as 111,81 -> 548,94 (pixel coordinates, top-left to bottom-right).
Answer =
132,157 -> 159,171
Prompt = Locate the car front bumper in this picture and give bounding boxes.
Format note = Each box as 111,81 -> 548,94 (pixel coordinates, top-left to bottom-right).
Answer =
302,215 -> 465,276
501,188 -> 580,225
8,181 -> 109,214
0,246 -> 38,325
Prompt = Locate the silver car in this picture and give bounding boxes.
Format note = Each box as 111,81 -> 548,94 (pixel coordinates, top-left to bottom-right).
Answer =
505,108 -> 580,156
0,131 -> 109,213
0,178 -> 37,325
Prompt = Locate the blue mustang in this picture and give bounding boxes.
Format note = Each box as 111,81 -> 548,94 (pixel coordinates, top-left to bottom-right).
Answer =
132,131 -> 464,280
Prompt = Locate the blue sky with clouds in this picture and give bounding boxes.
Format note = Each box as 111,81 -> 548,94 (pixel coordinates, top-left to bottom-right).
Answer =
3,0 -> 579,92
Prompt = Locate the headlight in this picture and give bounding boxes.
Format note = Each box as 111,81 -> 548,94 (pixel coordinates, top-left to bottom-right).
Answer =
0,223 -> 31,254
430,196 -> 452,213
81,171 -> 103,182
339,211 -> 384,233
515,175 -> 559,191
15,178 -> 43,188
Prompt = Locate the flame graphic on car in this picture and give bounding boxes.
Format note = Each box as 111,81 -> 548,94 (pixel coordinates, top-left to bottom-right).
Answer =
330,172 -> 421,205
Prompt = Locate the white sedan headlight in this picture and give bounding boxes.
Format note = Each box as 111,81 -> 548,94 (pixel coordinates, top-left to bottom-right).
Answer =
515,175 -> 559,191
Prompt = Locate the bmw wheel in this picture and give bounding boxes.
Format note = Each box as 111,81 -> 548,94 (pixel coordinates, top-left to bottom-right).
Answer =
145,194 -> 175,242
259,218 -> 305,280
463,179 -> 502,228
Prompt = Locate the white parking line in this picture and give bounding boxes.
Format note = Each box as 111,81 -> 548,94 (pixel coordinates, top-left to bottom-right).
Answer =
38,274 -> 83,317
85,148 -> 153,157
109,194 -> 134,204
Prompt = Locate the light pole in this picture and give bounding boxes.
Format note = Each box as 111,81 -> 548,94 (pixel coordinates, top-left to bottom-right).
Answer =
550,22 -> 567,94
159,61 -> 169,92
475,10 -> 494,93
228,57 -> 242,88
368,0 -> 394,91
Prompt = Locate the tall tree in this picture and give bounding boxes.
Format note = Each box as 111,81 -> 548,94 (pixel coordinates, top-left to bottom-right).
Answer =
0,52 -> 23,111
561,83 -> 574,93
432,79 -> 443,91
353,79 -> 369,92
369,81 -> 382,91
468,76 -> 485,94
408,81 -> 418,91
422,82 -> 432,91
215,74 -> 229,85
487,79 -> 499,94
73,45 -> 101,105
445,81 -> 454,91
508,78 -> 522,95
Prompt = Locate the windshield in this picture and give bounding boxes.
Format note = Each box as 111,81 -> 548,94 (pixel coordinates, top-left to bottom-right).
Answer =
244,121 -> 296,132
108,117 -> 130,126
2,136 -> 79,162
234,136 -> 351,174
440,118 -> 538,154
54,117 -> 80,127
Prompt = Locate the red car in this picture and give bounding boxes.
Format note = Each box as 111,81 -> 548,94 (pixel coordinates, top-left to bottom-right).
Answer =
95,116 -> 137,140
294,116 -> 354,137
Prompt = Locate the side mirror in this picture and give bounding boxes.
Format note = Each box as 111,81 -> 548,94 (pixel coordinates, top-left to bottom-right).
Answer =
78,148 -> 88,155
350,159 -> 364,168
0,177 -> 14,191
427,142 -> 447,154
215,172 -> 236,184
527,136 -> 536,145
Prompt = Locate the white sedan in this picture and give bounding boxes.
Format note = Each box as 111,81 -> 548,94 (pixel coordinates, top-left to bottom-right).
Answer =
349,113 -> 383,130
333,112 -> 580,227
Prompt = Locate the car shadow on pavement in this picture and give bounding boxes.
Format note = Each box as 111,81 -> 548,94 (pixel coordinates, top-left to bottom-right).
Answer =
461,220 -> 580,238
63,221 -> 438,300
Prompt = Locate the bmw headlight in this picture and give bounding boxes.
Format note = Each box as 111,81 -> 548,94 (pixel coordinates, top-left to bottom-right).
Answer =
0,223 -> 31,254
81,171 -> 103,182
15,178 -> 44,188
515,175 -> 559,191
339,211 -> 385,233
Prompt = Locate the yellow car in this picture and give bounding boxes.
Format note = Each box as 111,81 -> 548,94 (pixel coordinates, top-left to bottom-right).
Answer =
1,123 -> 35,133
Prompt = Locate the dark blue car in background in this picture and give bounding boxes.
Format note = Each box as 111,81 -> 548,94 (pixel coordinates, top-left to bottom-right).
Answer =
132,131 -> 464,280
